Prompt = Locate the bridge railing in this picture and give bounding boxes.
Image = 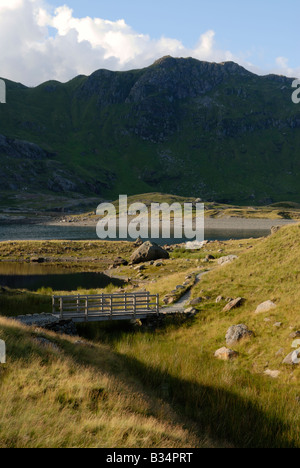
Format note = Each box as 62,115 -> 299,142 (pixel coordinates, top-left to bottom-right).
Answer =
52,292 -> 159,321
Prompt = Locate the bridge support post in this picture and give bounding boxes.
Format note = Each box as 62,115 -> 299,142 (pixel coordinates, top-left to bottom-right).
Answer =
85,297 -> 88,321
60,298 -> 63,319
133,295 -> 136,319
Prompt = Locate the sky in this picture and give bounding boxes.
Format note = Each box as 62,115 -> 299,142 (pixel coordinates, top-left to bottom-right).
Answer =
0,0 -> 299,86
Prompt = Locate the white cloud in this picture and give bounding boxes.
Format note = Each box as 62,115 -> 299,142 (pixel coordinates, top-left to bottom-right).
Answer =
274,57 -> 300,79
0,0 -> 299,86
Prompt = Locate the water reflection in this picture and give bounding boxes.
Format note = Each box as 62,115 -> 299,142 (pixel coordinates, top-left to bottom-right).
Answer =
0,263 -> 124,292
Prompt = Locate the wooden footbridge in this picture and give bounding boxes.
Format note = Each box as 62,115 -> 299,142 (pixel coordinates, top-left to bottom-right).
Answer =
52,292 -> 160,323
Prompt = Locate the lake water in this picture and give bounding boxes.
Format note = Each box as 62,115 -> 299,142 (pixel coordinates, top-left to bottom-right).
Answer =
0,263 -> 124,291
0,223 -> 271,243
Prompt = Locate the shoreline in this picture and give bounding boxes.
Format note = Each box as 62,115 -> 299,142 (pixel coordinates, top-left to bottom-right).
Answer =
46,216 -> 297,231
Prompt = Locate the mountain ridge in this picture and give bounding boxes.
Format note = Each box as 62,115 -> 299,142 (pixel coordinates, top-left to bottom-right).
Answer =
0,56 -> 300,206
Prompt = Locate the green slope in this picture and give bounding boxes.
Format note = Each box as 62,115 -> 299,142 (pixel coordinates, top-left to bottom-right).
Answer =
0,56 -> 300,205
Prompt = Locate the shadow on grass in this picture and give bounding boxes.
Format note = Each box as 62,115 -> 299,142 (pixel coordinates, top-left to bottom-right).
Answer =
64,328 -> 298,448
76,314 -> 197,345
2,319 -> 298,448
110,352 -> 297,448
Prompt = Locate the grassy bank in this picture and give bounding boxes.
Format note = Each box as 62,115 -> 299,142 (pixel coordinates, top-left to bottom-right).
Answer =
0,227 -> 299,447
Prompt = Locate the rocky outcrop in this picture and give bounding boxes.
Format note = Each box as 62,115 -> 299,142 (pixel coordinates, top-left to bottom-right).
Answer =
0,134 -> 54,160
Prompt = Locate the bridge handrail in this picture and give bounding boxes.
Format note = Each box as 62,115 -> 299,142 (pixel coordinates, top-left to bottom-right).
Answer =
52,291 -> 159,321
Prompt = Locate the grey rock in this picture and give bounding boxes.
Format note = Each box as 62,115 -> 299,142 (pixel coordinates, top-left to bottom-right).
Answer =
271,226 -> 281,235
283,351 -> 300,365
218,255 -> 238,266
226,324 -> 254,345
255,300 -> 277,314
130,241 -> 169,264
190,297 -> 203,305
222,297 -> 245,312
290,331 -> 300,339
216,295 -> 224,303
214,347 -> 239,361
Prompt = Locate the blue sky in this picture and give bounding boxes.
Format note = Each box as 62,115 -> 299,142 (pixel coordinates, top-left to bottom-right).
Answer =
0,0 -> 298,85
48,0 -> 299,70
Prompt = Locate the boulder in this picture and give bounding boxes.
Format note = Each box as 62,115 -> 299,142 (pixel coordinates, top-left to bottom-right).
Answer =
190,297 -> 203,306
214,347 -> 238,361
255,300 -> 277,314
225,324 -> 254,346
130,241 -> 169,265
217,255 -> 238,266
222,297 -> 245,312
271,226 -> 281,235
282,350 -> 300,365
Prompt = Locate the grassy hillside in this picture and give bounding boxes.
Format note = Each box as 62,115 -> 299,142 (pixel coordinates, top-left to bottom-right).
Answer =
1,57 -> 300,206
0,225 -> 300,447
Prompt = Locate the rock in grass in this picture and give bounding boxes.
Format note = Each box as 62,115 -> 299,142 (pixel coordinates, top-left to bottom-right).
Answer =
222,297 -> 245,312
282,350 -> 300,365
189,297 -> 203,306
130,241 -> 169,265
217,255 -> 238,266
255,300 -> 277,314
271,226 -> 281,235
290,331 -> 300,339
264,369 -> 280,379
215,295 -> 224,303
214,347 -> 238,361
226,324 -> 254,346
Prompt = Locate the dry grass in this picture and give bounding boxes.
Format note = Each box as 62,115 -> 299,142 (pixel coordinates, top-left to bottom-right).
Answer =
0,317 -> 217,448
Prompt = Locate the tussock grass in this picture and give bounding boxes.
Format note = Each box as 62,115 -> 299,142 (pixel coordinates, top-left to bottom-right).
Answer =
0,317 -> 215,448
